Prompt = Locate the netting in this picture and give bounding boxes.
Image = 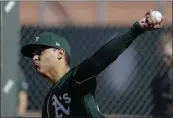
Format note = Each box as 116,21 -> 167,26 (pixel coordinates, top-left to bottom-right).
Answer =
19,25 -> 172,116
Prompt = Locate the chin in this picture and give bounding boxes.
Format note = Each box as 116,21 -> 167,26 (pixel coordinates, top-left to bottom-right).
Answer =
39,73 -> 51,82
37,69 -> 48,77
37,69 -> 45,75
37,71 -> 46,77
35,68 -> 43,74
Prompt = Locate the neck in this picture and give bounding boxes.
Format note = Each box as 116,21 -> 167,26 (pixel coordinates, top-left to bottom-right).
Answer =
46,65 -> 70,84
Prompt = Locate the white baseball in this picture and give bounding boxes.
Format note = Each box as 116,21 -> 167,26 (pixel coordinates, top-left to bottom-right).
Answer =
150,11 -> 162,23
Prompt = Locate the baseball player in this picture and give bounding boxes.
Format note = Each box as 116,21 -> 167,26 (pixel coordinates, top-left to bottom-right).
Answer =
21,10 -> 163,118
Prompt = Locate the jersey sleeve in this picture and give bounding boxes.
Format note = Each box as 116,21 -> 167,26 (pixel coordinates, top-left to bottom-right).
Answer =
18,78 -> 29,92
73,21 -> 145,84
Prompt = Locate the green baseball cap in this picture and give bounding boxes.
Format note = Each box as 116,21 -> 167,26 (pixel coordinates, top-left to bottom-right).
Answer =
21,32 -> 71,58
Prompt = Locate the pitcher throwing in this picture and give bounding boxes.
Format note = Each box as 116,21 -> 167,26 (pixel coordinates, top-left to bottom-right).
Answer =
21,10 -> 163,118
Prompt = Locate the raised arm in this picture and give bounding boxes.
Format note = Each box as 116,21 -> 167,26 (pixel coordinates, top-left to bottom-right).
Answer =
74,11 -> 163,84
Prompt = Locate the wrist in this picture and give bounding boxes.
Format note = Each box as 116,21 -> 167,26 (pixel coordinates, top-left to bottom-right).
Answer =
130,21 -> 146,35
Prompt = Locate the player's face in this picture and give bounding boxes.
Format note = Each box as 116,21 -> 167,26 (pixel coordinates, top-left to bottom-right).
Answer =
32,47 -> 58,74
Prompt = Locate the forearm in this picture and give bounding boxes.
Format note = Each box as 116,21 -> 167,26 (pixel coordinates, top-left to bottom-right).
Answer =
89,22 -> 145,72
18,91 -> 28,117
75,22 -> 145,82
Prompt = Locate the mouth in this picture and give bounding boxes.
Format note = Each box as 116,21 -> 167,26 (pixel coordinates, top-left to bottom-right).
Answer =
33,63 -> 40,70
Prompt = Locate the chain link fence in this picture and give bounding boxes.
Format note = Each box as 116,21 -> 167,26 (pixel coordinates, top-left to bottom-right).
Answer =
19,25 -> 172,117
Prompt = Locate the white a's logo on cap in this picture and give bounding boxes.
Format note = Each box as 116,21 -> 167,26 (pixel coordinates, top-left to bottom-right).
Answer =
56,42 -> 60,46
34,37 -> 39,42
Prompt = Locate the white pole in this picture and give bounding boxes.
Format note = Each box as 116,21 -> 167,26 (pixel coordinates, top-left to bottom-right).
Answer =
96,1 -> 108,25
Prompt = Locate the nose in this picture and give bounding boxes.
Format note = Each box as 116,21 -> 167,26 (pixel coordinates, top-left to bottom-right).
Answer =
33,55 -> 39,62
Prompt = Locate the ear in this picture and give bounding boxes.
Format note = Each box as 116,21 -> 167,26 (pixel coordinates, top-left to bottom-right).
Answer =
57,49 -> 65,60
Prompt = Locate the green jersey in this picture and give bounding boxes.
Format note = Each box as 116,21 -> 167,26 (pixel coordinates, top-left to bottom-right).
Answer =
41,22 -> 145,118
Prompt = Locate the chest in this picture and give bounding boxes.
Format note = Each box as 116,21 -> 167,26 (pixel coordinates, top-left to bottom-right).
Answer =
42,77 -> 85,117
46,78 -> 73,117
41,73 -> 97,117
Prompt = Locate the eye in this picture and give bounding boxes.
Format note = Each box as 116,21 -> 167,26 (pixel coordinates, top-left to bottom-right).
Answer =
33,48 -> 46,56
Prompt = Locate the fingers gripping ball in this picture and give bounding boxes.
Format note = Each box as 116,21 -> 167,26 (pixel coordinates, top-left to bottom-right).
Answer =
149,11 -> 163,24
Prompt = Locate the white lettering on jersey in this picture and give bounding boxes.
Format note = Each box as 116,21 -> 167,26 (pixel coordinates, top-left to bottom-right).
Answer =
63,93 -> 71,104
52,93 -> 71,117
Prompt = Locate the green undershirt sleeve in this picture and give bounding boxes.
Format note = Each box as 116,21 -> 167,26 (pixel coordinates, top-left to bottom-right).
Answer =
74,21 -> 146,84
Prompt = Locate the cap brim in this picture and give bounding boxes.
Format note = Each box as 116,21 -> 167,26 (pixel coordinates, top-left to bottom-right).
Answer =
21,44 -> 50,58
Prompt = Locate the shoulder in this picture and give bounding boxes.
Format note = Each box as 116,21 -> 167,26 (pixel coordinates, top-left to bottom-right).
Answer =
52,68 -> 78,89
69,67 -> 79,78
